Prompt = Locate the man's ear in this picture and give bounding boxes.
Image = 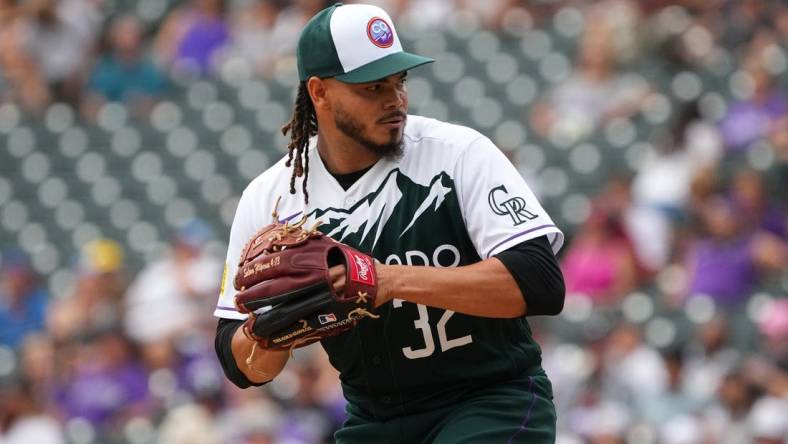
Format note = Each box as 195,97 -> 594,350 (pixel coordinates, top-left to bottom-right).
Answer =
307,77 -> 330,110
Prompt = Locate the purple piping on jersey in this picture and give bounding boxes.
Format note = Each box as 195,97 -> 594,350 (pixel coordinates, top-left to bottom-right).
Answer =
485,224 -> 557,258
507,376 -> 536,444
280,212 -> 302,223
215,305 -> 239,312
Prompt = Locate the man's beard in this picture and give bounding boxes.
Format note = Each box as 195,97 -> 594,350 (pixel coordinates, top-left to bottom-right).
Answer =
333,105 -> 404,160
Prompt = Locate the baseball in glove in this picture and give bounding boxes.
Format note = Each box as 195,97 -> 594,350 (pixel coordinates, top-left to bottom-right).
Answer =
233,202 -> 379,355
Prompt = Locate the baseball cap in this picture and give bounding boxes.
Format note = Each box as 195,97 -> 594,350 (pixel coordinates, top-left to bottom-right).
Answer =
176,218 -> 213,249
297,3 -> 434,83
77,238 -> 124,275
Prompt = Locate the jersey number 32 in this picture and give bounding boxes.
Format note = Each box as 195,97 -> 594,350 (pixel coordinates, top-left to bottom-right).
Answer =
393,299 -> 473,359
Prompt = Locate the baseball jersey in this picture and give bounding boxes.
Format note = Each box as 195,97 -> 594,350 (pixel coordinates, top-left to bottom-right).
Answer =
215,115 -> 564,421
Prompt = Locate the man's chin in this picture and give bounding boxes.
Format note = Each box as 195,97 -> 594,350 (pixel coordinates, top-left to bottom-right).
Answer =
334,108 -> 405,159
364,133 -> 403,159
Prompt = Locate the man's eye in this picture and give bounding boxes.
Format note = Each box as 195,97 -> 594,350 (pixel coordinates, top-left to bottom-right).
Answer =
366,85 -> 380,92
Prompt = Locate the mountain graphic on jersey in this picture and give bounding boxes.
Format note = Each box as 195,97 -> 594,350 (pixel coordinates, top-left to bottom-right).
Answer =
311,166 -> 544,421
308,169 -> 469,260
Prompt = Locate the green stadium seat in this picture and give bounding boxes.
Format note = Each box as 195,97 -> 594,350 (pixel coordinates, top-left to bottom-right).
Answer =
415,98 -> 449,122
446,10 -> 480,41
236,149 -> 271,181
470,97 -> 503,129
150,101 -> 183,133
0,177 -> 11,208
54,200 -> 85,232
603,118 -> 638,149
560,192 -> 591,226
96,102 -> 129,132
430,52 -> 465,84
200,175 -> 233,205
493,120 -> 527,150
21,152 -> 51,185
184,149 -> 217,181
7,126 -> 35,160
515,143 -> 546,172
1,200 -> 29,233
519,30 -> 552,61
670,71 -> 703,102
539,52 -> 571,84
237,81 -> 271,111
202,101 -> 235,132
486,53 -> 519,84
166,127 -> 198,158
187,81 -> 219,110
219,56 -> 254,89
91,177 -> 122,208
568,142 -> 601,175
452,76 -> 485,108
44,103 -> 76,134
255,102 -> 288,134
75,152 -> 107,184
38,177 -> 68,209
413,31 -> 447,59
0,103 -> 21,134
551,6 -> 584,40
220,125 -> 252,156
109,199 -> 141,230
505,75 -> 538,106
59,127 -> 89,158
467,30 -> 501,63
110,127 -> 143,158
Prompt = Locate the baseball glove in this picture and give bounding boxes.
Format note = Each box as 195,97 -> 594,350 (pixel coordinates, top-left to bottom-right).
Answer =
233,211 -> 379,352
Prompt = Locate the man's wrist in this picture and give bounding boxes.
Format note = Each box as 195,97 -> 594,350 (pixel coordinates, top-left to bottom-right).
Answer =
374,263 -> 399,307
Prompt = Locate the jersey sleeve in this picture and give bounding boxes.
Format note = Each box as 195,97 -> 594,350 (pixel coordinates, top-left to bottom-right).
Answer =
455,136 -> 564,259
213,190 -> 257,320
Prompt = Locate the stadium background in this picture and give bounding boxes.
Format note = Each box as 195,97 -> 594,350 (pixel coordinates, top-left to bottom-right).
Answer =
0,0 -> 787,443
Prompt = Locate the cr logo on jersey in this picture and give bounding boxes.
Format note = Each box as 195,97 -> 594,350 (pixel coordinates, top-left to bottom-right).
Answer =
488,185 -> 538,226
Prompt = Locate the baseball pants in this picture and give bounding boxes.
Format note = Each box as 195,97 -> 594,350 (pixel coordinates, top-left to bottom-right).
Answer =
334,373 -> 556,443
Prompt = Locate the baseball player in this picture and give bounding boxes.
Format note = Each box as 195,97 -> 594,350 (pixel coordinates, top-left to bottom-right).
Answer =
215,3 -> 566,442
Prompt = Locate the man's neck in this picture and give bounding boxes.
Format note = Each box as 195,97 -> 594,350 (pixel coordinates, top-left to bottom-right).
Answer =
316,130 -> 380,175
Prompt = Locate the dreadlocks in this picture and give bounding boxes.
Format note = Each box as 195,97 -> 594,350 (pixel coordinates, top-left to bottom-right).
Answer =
281,81 -> 317,204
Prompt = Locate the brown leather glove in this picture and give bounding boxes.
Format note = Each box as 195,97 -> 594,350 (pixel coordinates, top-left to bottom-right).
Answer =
234,218 -> 379,351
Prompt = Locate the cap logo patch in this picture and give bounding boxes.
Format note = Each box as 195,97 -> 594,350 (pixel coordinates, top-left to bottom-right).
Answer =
367,17 -> 393,48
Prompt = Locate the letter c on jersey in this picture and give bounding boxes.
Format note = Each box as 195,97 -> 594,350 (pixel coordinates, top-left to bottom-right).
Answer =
488,185 -> 538,226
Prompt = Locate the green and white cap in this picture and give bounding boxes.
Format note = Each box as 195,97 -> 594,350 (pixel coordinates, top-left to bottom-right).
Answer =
297,3 -> 434,83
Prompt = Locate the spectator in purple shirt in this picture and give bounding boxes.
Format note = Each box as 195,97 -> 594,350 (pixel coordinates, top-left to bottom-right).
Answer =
154,0 -> 230,77
55,328 -> 150,429
684,196 -> 787,307
720,33 -> 788,152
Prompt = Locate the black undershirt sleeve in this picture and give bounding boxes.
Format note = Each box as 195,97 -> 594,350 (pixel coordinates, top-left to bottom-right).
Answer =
494,235 -> 566,316
215,317 -> 268,389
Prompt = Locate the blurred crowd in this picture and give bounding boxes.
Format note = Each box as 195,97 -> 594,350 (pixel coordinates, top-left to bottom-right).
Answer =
1,0 -> 787,443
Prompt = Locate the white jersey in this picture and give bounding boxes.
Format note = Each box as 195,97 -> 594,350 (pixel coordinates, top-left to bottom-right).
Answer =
215,115 -> 563,319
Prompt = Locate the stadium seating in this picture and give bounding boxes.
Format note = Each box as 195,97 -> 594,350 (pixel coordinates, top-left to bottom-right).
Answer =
0,20 -> 785,342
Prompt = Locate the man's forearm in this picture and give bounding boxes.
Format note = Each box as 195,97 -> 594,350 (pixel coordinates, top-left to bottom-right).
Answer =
375,257 -> 526,318
231,325 -> 290,384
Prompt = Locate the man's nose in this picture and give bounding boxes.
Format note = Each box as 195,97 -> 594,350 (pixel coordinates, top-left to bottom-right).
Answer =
383,86 -> 406,110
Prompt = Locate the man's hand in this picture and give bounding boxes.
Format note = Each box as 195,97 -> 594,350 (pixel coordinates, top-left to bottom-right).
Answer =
329,264 -> 394,308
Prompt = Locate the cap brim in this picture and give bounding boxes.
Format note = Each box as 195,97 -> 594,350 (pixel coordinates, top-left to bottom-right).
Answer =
335,52 -> 434,83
